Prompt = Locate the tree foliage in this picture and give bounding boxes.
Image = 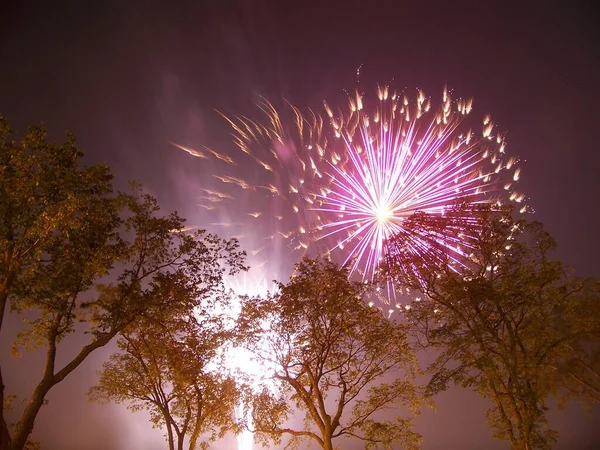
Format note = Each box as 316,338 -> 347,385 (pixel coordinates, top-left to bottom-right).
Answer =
0,117 -> 246,450
239,257 -> 422,450
90,303 -> 240,450
548,278 -> 600,410
384,204 -> 600,450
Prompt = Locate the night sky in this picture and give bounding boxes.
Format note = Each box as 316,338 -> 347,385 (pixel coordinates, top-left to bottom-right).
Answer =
1,1 -> 600,449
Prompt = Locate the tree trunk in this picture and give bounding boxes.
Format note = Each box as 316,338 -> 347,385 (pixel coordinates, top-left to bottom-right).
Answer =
322,434 -> 334,450
157,403 -> 175,450
0,246 -> 15,333
189,386 -> 203,450
165,421 -> 175,450
9,377 -> 53,450
0,366 -> 11,450
10,320 -> 61,450
6,331 -> 114,450
0,289 -> 8,336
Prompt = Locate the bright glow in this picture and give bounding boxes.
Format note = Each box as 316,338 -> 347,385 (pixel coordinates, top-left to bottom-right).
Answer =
222,270 -> 278,450
374,203 -> 393,224
234,403 -> 254,450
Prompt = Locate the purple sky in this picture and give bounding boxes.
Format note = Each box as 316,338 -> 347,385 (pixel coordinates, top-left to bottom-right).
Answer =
1,1 -> 599,448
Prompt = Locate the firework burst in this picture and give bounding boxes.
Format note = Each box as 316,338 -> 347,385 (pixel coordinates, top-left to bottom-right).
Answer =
176,85 -> 525,290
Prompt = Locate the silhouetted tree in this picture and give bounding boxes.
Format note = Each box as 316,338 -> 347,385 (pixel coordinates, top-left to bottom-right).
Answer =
0,117 -> 246,450
239,257 -> 422,450
548,278 -> 600,410
90,304 -> 240,450
384,204 -> 600,450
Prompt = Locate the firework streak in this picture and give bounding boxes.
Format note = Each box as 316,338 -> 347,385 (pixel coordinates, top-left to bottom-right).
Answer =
176,86 -> 525,289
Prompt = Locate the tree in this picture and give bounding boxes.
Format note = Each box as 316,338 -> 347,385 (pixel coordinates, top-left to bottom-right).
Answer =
90,304 -> 240,450
548,278 -> 600,410
239,257 -> 422,450
384,205 -> 600,450
0,117 -> 246,450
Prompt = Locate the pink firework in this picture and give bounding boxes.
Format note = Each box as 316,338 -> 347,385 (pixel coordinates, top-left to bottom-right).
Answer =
176,86 -> 525,284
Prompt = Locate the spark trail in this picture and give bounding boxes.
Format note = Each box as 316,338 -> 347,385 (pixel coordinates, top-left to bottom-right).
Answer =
176,85 -> 526,295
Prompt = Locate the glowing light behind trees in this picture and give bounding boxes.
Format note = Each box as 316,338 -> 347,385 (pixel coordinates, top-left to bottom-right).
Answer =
221,270 -> 278,450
